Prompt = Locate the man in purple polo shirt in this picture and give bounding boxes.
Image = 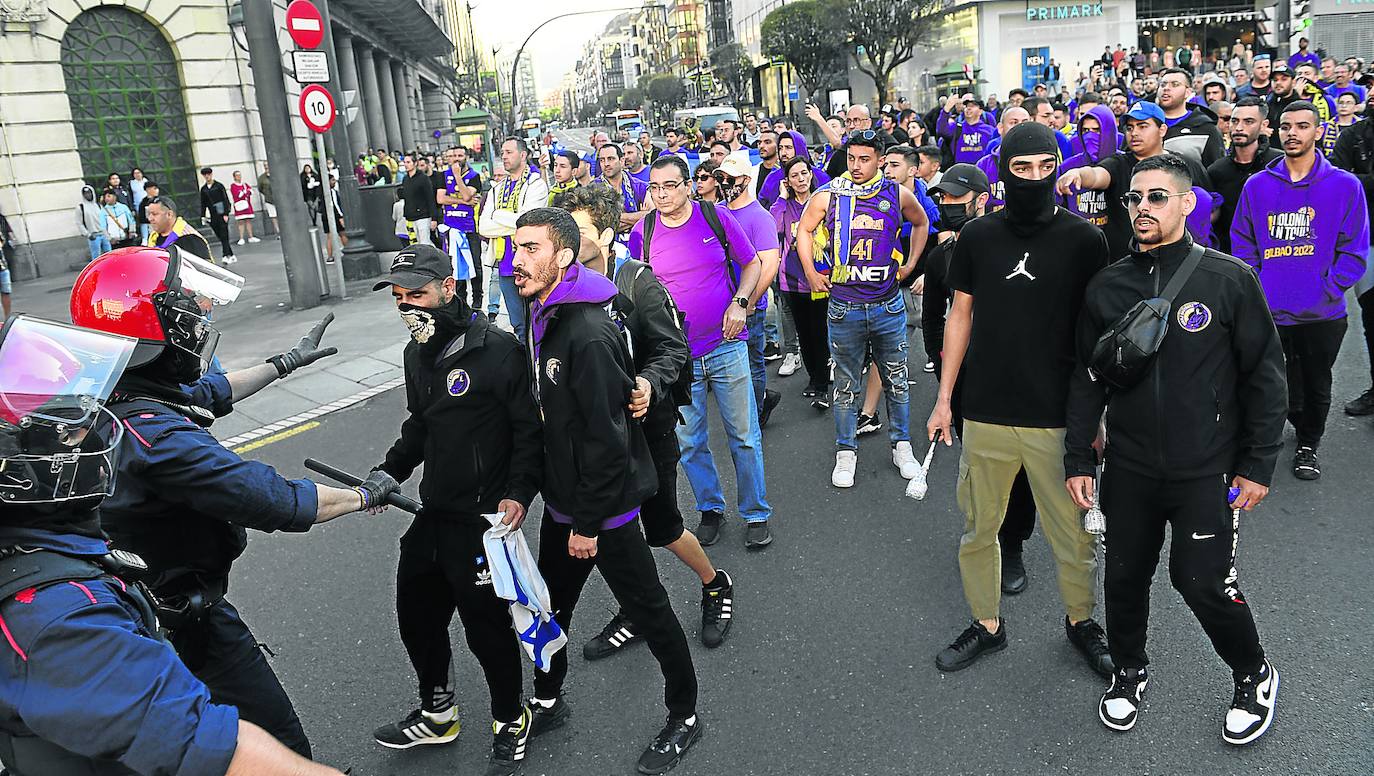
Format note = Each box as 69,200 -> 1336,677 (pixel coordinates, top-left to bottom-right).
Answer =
630,155 -> 775,549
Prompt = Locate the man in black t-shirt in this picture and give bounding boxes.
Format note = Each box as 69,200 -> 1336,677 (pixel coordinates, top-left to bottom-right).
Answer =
926,123 -> 1113,677
401,155 -> 437,246
1056,101 -> 1213,259
1206,97 -> 1282,254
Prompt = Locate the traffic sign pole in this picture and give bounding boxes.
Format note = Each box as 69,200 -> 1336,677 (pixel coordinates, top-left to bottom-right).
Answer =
313,129 -> 348,299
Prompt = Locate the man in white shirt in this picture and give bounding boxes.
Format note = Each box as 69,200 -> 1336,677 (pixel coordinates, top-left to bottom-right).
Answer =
478,137 -> 549,338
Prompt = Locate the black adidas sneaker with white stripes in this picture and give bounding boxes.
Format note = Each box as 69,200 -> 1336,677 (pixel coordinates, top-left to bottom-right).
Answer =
701,570 -> 733,648
485,707 -> 532,776
373,708 -> 461,749
583,611 -> 642,661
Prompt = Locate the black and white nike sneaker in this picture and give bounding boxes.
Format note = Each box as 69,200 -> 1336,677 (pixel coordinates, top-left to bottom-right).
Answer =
636,714 -> 702,775
583,611 -> 642,661
373,708 -> 461,749
485,708 -> 532,776
1224,659 -> 1278,745
1099,667 -> 1148,732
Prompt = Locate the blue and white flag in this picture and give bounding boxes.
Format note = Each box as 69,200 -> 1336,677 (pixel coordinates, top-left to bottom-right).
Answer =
482,514 -> 566,672
440,224 -> 474,281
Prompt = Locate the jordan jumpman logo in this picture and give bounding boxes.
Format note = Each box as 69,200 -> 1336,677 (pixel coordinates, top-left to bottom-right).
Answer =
1005,252 -> 1036,281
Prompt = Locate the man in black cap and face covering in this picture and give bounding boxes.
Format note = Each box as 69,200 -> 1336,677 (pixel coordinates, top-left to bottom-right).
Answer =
925,122 -> 1114,676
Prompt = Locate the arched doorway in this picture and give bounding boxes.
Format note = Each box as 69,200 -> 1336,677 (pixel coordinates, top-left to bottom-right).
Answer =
60,7 -> 197,214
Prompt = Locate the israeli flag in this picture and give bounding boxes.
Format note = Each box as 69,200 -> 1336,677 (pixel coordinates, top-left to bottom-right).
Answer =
482,514 -> 567,672
441,224 -> 474,281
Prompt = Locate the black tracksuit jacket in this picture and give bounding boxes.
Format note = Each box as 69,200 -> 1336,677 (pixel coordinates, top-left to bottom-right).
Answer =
1065,238 -> 1288,486
378,315 -> 543,514
610,257 -> 691,441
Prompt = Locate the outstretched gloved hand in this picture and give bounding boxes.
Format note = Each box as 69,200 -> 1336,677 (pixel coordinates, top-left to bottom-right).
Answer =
268,313 -> 339,377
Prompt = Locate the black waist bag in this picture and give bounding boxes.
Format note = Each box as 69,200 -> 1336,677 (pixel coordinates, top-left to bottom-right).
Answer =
1089,243 -> 1204,392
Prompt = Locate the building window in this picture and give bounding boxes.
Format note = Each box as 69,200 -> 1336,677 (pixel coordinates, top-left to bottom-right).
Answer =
60,6 -> 197,214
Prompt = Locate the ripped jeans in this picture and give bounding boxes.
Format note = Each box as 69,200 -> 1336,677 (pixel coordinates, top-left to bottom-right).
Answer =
828,294 -> 911,451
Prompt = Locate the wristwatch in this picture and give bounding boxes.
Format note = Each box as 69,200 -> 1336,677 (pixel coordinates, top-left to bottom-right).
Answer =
734,296 -> 749,309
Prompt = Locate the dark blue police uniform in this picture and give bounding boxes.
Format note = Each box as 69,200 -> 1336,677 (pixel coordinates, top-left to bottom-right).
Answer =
99,373 -> 319,758
0,527 -> 239,775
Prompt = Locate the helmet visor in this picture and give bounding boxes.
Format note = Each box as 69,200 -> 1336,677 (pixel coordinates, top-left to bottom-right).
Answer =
177,252 -> 244,306
0,316 -> 136,428
0,405 -> 124,505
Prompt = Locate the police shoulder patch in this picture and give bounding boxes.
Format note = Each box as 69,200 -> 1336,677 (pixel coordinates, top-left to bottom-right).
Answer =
1177,301 -> 1211,332
447,368 -> 471,396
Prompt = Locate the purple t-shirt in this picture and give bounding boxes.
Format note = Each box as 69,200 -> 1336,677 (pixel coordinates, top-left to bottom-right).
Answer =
629,202 -> 758,359
727,200 -> 778,313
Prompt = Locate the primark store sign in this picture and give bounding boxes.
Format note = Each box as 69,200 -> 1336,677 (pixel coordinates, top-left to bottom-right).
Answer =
1026,3 -> 1104,20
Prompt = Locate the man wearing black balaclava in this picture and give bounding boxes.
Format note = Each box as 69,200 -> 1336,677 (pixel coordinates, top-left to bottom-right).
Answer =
367,244 -> 546,775
925,122 -> 1114,676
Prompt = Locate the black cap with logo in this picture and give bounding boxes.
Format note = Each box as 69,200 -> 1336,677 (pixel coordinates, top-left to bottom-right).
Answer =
930,163 -> 990,197
372,244 -> 452,291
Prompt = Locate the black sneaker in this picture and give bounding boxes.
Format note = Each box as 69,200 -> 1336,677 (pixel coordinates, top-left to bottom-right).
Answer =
935,620 -> 1007,672
526,696 -> 572,738
1099,667 -> 1149,732
373,708 -> 461,749
1001,547 -> 1028,595
1344,387 -> 1374,416
486,707 -> 532,776
801,385 -> 820,398
763,341 -> 782,361
856,413 -> 882,435
488,311 -> 499,322
636,715 -> 702,775
701,570 -> 733,648
583,612 -> 641,661
811,393 -> 831,411
744,520 -> 772,550
1224,659 -> 1278,745
1293,446 -> 1320,480
1066,617 -> 1115,678
758,389 -> 781,428
696,510 -> 724,547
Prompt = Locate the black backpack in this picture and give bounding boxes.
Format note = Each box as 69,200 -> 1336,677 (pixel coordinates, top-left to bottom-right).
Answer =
1088,242 -> 1204,392
641,201 -> 737,295
614,259 -> 694,410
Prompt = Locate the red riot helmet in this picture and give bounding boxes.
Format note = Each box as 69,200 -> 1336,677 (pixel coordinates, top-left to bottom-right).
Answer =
69,245 -> 243,380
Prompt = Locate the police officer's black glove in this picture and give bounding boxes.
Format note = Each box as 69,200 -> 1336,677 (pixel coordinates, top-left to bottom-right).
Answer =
354,469 -> 400,511
268,313 -> 339,377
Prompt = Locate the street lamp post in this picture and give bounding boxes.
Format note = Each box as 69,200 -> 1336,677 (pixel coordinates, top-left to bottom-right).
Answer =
506,7 -> 639,131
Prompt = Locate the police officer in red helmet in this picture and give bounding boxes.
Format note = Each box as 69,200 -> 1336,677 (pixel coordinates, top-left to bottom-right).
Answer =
69,245 -> 398,758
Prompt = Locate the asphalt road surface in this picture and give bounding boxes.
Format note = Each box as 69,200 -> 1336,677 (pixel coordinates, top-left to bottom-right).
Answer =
230,321 -> 1374,776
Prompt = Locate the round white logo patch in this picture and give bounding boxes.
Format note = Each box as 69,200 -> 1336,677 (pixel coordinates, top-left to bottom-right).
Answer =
446,368 -> 471,397
1177,301 -> 1212,333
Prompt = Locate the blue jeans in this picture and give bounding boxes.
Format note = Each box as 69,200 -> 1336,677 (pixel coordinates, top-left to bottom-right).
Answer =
828,295 -> 911,450
676,339 -> 772,523
139,223 -> 151,244
746,309 -> 767,409
487,265 -> 503,316
88,234 -> 112,262
498,273 -> 527,339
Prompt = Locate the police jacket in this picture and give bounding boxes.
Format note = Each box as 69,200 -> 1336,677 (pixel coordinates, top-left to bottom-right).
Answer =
610,255 -> 691,441
101,372 -> 318,595
377,314 -> 542,514
0,528 -> 239,775
527,264 -> 657,538
1064,238 -> 1288,486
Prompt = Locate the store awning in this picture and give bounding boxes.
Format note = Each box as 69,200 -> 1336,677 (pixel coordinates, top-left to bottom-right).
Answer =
334,0 -> 453,59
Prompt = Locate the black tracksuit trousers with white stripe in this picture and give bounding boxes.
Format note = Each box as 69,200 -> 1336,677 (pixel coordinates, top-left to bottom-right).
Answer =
396,513 -> 524,722
1100,465 -> 1265,676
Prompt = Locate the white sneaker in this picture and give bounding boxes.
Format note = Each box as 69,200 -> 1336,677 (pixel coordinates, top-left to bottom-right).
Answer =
831,451 -> 857,488
236,238 -> 245,246
1224,659 -> 1278,745
778,353 -> 801,377
221,255 -> 237,265
248,236 -> 261,243
892,441 -> 920,479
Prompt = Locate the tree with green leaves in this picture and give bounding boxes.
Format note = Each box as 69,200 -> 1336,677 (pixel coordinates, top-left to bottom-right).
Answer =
761,0 -> 847,99
645,73 -> 687,111
709,43 -> 754,106
847,0 -> 944,105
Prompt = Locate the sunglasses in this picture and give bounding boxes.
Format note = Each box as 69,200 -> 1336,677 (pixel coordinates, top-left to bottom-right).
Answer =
850,130 -> 879,141
693,173 -> 712,182
1122,191 -> 1188,208
714,173 -> 738,186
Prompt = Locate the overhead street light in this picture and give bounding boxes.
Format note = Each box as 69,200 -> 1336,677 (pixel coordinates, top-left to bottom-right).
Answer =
505,6 -> 639,130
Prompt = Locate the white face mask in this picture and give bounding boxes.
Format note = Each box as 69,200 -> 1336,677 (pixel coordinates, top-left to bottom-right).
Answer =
399,306 -> 437,343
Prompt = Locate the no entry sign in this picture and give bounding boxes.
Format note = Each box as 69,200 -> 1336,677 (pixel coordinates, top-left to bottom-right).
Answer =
299,84 -> 336,133
285,0 -> 325,50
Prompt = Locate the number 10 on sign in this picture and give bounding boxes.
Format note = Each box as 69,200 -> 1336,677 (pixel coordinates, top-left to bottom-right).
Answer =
299,84 -> 336,133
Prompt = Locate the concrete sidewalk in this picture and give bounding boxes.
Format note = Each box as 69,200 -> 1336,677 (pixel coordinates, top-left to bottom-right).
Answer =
10,238 -> 500,444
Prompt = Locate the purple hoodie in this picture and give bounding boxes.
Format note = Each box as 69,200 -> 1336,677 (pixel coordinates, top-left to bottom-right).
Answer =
936,111 -> 998,164
1230,153 -> 1370,325
759,131 -> 830,209
529,261 -> 641,532
771,195 -> 813,293
1059,105 -> 1116,226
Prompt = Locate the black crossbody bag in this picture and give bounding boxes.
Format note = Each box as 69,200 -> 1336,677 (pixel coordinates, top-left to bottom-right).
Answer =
1089,243 -> 1204,392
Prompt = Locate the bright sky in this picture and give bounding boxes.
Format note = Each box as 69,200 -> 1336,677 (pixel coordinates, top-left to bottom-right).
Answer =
470,1 -> 638,97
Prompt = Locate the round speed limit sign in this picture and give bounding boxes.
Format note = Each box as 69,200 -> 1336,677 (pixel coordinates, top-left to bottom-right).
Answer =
298,84 -> 336,133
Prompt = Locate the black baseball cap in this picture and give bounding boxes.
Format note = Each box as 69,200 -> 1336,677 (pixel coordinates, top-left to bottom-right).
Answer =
1271,62 -> 1293,77
372,244 -> 451,291
930,163 -> 989,197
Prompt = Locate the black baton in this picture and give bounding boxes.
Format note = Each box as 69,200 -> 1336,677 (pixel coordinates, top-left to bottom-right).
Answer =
304,458 -> 423,514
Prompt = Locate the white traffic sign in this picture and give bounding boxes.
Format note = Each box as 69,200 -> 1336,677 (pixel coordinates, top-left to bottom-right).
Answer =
292,50 -> 330,83
298,84 -> 336,133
